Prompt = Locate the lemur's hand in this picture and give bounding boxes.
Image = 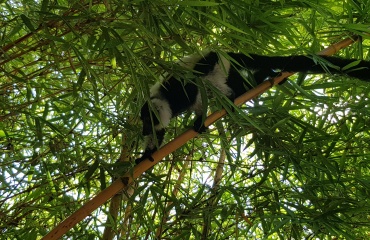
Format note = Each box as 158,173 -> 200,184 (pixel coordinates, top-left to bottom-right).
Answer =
135,150 -> 155,165
193,117 -> 208,133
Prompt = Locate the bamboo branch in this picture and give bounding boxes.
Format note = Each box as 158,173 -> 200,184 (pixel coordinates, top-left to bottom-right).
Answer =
42,35 -> 359,240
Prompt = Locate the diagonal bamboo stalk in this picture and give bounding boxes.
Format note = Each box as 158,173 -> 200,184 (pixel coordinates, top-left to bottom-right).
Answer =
42,35 -> 359,240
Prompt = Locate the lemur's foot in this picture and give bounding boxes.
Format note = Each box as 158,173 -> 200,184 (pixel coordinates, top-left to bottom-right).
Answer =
135,155 -> 154,165
274,72 -> 289,85
193,117 -> 208,133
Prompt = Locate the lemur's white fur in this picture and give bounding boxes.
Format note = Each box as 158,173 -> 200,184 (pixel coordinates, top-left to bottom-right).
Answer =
151,98 -> 172,130
190,54 -> 232,116
178,52 -> 205,68
204,54 -> 233,95
144,135 -> 156,153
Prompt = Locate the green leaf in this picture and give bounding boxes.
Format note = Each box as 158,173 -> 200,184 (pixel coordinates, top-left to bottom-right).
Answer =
20,14 -> 36,32
342,59 -> 361,70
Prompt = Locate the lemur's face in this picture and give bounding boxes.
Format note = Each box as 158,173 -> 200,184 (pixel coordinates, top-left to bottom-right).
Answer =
140,102 -> 160,135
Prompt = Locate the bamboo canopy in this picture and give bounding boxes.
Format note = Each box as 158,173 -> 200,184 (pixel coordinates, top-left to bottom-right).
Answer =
42,35 -> 359,240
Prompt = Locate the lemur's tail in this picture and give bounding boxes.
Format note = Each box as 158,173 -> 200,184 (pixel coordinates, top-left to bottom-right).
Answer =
229,53 -> 370,82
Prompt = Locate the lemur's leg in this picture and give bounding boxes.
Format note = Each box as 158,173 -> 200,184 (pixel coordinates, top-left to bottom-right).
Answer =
191,91 -> 208,133
135,129 -> 165,164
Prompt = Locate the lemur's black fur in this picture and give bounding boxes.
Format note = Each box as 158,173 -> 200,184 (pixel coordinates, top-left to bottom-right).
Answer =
136,51 -> 370,164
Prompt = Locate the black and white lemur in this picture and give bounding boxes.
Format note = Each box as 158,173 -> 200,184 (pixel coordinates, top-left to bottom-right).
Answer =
135,51 -> 370,164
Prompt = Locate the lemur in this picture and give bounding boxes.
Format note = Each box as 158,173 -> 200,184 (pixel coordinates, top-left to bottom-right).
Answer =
135,51 -> 370,164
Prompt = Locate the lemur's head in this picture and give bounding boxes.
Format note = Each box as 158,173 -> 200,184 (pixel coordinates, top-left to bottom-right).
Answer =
140,98 -> 172,136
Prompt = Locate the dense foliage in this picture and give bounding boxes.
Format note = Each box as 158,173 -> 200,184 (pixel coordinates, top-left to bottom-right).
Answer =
1,0 -> 370,239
